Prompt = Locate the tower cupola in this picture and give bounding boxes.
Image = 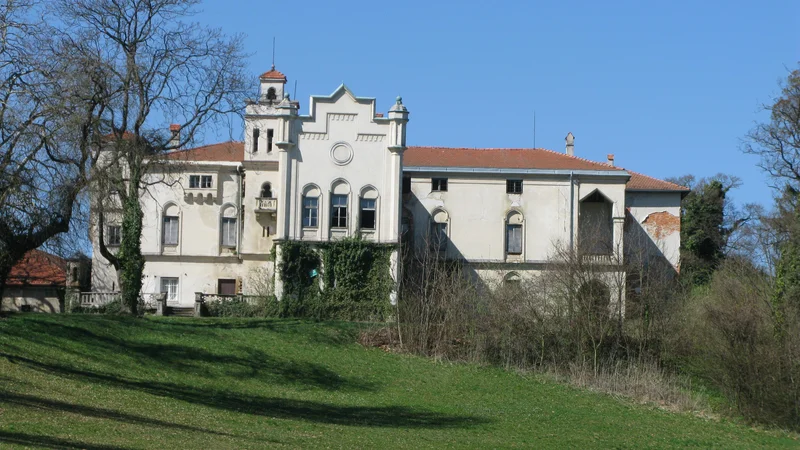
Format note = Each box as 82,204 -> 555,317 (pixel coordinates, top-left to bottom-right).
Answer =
259,65 -> 287,104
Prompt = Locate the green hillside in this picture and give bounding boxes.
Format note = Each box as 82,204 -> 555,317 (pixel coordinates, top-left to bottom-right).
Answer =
0,315 -> 794,449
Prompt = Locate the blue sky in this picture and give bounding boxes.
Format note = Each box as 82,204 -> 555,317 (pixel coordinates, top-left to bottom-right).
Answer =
196,0 -> 798,207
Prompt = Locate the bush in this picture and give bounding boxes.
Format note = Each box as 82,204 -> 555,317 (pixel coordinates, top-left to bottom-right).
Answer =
204,296 -> 278,318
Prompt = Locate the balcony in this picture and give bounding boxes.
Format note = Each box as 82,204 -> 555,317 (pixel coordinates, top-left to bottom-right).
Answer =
255,197 -> 278,214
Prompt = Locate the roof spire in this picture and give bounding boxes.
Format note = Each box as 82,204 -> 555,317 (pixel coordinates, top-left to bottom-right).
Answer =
271,36 -> 276,69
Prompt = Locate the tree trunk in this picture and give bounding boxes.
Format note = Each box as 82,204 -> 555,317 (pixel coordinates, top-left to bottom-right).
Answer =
117,177 -> 144,315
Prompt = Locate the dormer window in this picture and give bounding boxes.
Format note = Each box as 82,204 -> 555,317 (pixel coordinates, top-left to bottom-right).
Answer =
266,87 -> 277,102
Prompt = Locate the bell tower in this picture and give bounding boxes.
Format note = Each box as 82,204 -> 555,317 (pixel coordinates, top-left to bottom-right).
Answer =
259,65 -> 287,104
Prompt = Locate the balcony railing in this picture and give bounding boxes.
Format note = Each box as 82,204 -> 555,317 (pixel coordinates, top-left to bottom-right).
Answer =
255,197 -> 277,213
78,292 -> 120,307
580,254 -> 614,265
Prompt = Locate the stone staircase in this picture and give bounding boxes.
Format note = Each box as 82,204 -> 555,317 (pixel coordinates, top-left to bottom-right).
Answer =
167,306 -> 195,317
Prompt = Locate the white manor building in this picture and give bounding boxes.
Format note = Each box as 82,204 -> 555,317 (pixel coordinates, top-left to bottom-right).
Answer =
90,67 -> 688,306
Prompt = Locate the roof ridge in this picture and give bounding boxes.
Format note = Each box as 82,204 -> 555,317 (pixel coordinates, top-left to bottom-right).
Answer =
165,140 -> 242,155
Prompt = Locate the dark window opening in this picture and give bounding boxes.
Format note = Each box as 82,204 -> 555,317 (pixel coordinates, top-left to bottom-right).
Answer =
331,194 -> 348,228
260,183 -> 272,198
578,191 -> 613,256
402,177 -> 411,194
253,128 -> 260,153
266,87 -> 277,102
267,129 -> 274,152
360,198 -> 376,229
432,178 -> 448,192
218,279 -> 236,296
201,175 -> 212,189
71,267 -> 79,283
189,175 -> 200,188
430,222 -> 448,251
107,225 -> 121,246
507,179 -> 523,194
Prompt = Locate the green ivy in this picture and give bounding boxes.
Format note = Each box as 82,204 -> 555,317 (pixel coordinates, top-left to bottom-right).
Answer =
278,236 -> 395,321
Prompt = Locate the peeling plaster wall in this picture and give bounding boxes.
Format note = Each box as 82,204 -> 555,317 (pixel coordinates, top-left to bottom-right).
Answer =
626,192 -> 683,269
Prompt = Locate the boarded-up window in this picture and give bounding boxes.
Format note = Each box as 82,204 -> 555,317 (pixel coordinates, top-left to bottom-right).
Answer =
506,224 -> 522,255
218,279 -> 236,296
221,217 -> 237,247
163,216 -> 179,245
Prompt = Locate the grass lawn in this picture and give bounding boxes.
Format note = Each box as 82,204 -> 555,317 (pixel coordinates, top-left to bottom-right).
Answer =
0,315 -> 796,449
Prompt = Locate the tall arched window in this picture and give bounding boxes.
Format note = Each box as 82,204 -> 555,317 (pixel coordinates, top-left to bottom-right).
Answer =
430,208 -> 449,251
220,204 -> 237,248
302,184 -> 320,228
359,186 -> 378,230
162,203 -> 180,246
260,182 -> 272,199
330,180 -> 350,229
506,210 -> 524,256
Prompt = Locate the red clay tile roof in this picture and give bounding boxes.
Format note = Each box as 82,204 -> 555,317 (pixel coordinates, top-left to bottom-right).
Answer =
404,146 -> 688,192
163,141 -> 244,162
163,142 -> 687,192
260,67 -> 287,81
405,146 -> 618,171
7,250 -> 66,287
626,170 -> 689,192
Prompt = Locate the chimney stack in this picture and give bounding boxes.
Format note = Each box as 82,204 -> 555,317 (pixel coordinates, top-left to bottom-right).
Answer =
565,132 -> 574,156
169,124 -> 181,149
607,154 -> 615,166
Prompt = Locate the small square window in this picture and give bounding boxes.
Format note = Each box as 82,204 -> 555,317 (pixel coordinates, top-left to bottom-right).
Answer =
189,175 -> 200,189
432,178 -> 448,192
507,180 -> 523,194
201,175 -> 213,189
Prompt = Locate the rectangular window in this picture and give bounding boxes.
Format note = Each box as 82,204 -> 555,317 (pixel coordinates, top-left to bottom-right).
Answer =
218,279 -> 236,296
253,128 -> 260,153
402,177 -> 411,194
189,175 -> 200,188
302,197 -> 319,228
160,277 -> 178,302
221,217 -> 237,247
507,179 -> 523,194
267,129 -> 274,152
430,222 -> 448,251
201,175 -> 213,189
506,224 -> 523,255
107,225 -> 121,246
432,178 -> 448,192
360,198 -> 376,230
331,194 -> 348,228
162,216 -> 179,245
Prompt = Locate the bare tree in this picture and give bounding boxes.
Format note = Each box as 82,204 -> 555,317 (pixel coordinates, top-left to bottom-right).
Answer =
744,65 -> 800,189
55,0 -> 249,314
0,1 -> 91,301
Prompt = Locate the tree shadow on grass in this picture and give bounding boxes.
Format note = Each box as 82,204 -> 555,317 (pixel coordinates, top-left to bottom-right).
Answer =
4,353 -> 490,429
0,391 -> 237,437
2,320 -> 377,392
0,430 -> 129,450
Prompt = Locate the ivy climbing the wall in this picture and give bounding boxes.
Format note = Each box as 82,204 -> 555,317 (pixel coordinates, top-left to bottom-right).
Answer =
278,236 -> 394,321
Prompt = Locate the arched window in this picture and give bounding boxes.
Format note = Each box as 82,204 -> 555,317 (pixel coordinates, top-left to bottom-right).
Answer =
506,210 -> 524,256
430,208 -> 449,251
260,182 -> 273,199
359,186 -> 378,230
330,180 -> 350,229
266,87 -> 277,102
220,204 -> 237,248
162,203 -> 180,246
302,185 -> 320,228
579,190 -> 613,255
